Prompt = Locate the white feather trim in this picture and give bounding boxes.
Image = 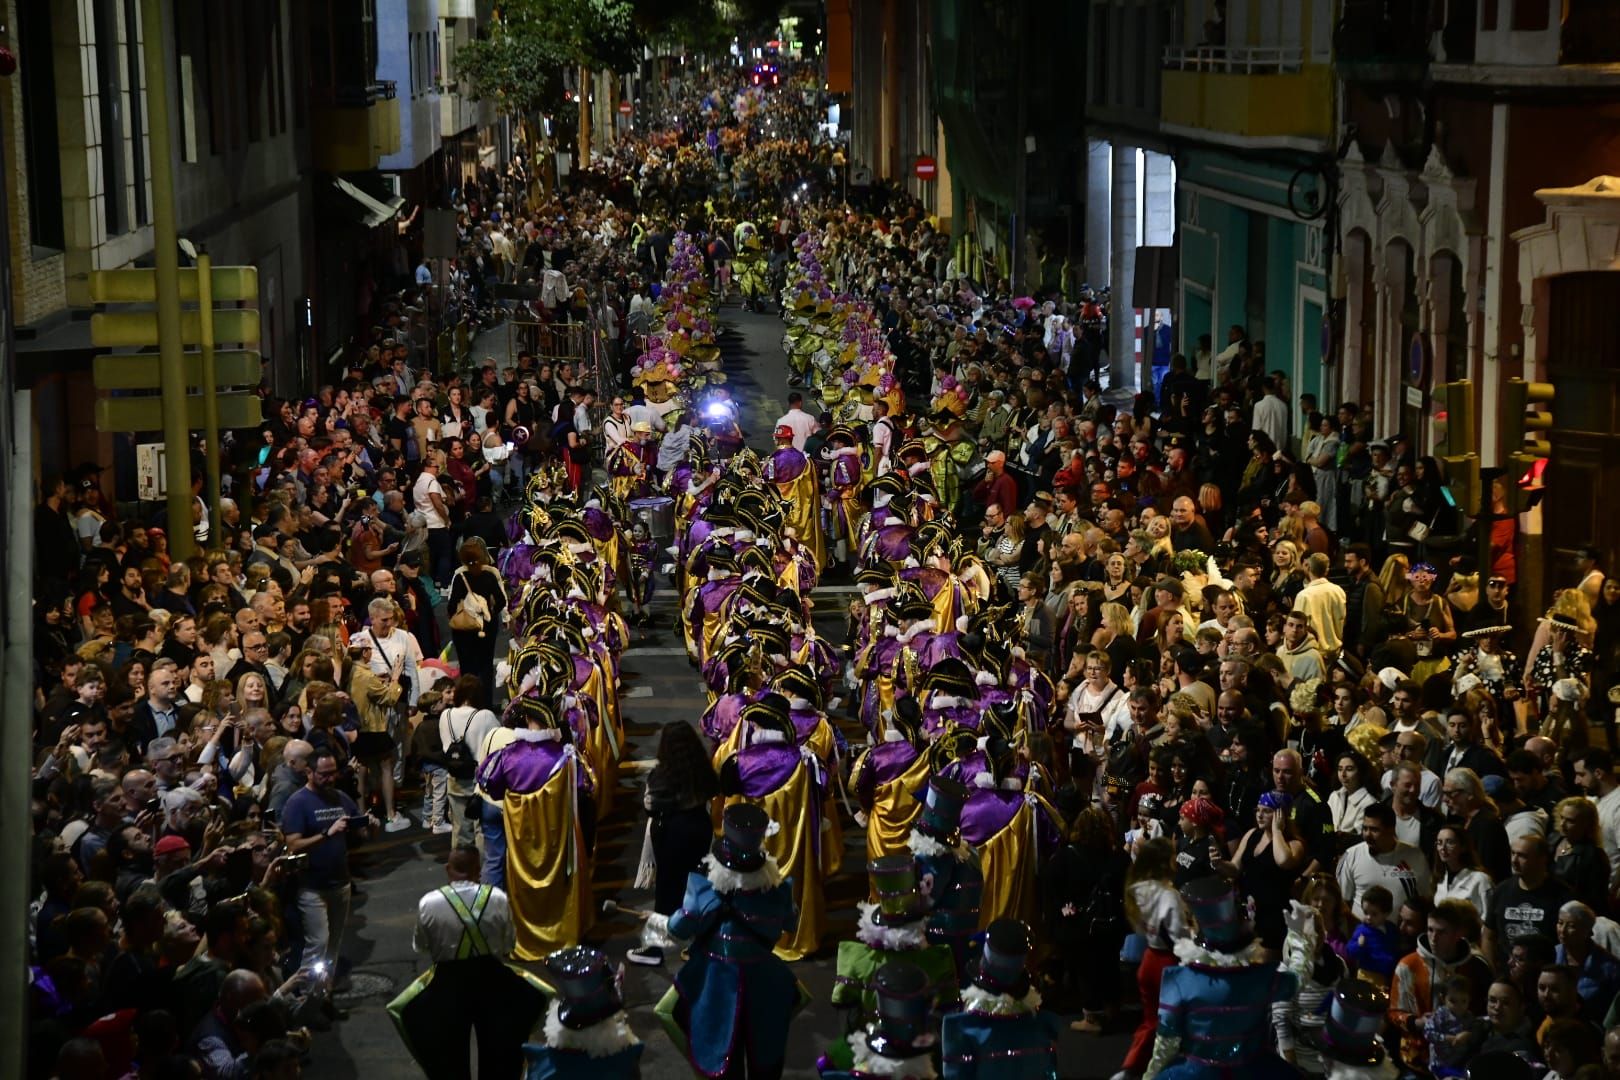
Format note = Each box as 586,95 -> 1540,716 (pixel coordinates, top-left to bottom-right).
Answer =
702,851 -> 784,893
974,670 -> 997,687
855,902 -> 927,950
542,1001 -> 640,1058
929,694 -> 968,709
898,622 -> 931,644
960,984 -> 1041,1016
865,588 -> 897,603
1173,935 -> 1268,969
848,1031 -> 938,1078
751,728 -> 788,744
906,831 -> 972,861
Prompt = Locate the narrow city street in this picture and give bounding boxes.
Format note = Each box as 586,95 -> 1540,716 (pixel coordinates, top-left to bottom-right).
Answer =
306,307 -> 1134,1077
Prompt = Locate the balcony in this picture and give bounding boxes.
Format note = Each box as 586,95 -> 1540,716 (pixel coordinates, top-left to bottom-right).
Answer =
311,82 -> 402,173
1160,47 -> 1335,146
1334,0 -> 1435,81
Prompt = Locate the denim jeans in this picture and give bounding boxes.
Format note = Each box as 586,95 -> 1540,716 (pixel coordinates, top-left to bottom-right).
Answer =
297,883 -> 352,970
479,798 -> 507,888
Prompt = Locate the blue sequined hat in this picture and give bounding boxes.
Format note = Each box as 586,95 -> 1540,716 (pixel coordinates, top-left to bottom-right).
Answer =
969,918 -> 1032,996
543,947 -> 623,1030
712,803 -> 770,873
912,774 -> 969,843
864,961 -> 936,1058
1181,876 -> 1255,953
1314,978 -> 1387,1067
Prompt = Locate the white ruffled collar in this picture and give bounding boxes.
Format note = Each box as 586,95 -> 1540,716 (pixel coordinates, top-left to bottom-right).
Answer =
542,1001 -> 640,1058
898,621 -> 931,644
1173,935 -> 1268,969
707,569 -> 734,582
787,697 -> 814,711
514,728 -> 561,743
855,902 -> 927,950
961,984 -> 1041,1016
702,851 -> 784,894
848,1030 -> 938,1078
750,728 -> 788,744
929,693 -> 968,709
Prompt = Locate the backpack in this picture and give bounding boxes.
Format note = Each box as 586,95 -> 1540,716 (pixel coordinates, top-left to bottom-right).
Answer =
444,710 -> 477,780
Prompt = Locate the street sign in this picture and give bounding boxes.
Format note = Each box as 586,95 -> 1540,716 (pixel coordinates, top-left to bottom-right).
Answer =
91,308 -> 260,348
93,350 -> 263,390
913,155 -> 938,181
618,100 -> 633,115
1405,384 -> 1425,410
89,266 -> 258,304
95,391 -> 262,433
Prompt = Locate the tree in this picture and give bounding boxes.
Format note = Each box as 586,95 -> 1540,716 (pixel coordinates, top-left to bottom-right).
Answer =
455,0 -> 643,167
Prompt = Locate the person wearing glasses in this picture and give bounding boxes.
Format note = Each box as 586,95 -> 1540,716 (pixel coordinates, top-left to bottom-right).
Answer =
281,749 -> 375,985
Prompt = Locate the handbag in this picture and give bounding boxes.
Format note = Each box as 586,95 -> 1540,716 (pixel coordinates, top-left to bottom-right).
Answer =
1407,505 -> 1441,542
448,569 -> 492,635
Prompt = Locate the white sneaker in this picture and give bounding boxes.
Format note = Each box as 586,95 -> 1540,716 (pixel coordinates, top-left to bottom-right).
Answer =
384,814 -> 411,833
431,821 -> 453,835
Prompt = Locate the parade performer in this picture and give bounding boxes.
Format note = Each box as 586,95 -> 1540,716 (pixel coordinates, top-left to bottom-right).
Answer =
684,543 -> 742,665
908,774 -> 984,979
819,961 -> 940,1080
718,693 -> 841,960
824,425 -> 866,570
387,847 -> 551,1080
522,947 -> 643,1080
824,858 -> 958,1073
475,697 -> 596,960
851,697 -> 932,862
939,919 -> 1061,1079
657,804 -> 809,1080
1142,876 -> 1300,1080
765,422 -> 825,571
961,751 -> 1063,929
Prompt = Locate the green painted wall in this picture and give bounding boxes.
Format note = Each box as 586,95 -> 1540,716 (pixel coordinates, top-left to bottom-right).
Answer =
1174,148 -> 1329,405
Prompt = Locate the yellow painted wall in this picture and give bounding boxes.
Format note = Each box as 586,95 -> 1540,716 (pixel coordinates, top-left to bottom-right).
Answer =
1161,64 -> 1334,141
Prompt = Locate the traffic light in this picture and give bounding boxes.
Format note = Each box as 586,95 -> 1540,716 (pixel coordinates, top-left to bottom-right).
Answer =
1435,380 -> 1479,514
1501,378 -> 1553,513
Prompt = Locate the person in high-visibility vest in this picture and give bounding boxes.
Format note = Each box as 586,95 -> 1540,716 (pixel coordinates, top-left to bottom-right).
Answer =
387,847 -> 552,1080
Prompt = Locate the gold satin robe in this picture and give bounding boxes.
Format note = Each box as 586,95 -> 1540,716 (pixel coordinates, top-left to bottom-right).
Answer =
722,754 -> 841,961
504,753 -> 596,960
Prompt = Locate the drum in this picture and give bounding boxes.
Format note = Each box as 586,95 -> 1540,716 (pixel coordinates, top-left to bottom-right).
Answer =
629,495 -> 676,545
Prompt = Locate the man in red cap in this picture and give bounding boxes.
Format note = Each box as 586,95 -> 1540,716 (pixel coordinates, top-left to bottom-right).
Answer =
772,390 -> 819,450
765,420 -> 824,570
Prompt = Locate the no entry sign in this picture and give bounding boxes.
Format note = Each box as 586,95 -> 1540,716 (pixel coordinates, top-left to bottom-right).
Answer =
618,100 -> 633,115
914,155 -> 937,181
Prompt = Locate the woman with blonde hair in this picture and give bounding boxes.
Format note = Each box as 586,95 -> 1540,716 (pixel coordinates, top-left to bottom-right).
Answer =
235,671 -> 270,714
1270,539 -> 1306,609
1378,552 -> 1411,610
1197,482 -> 1225,539
1093,600 -> 1140,680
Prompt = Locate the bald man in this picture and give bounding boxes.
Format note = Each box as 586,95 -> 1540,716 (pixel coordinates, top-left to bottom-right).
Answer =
267,739 -> 314,817
189,969 -> 268,1077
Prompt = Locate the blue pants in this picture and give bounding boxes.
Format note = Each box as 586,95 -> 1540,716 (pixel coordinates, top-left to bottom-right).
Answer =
480,798 -> 506,888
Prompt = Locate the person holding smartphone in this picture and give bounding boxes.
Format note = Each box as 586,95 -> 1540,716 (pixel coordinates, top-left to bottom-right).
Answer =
281,748 -> 375,1004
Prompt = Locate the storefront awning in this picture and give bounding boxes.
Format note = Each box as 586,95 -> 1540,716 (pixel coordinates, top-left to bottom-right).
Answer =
332,176 -> 405,228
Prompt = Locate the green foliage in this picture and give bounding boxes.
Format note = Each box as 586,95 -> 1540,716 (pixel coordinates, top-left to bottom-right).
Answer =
454,0 -> 644,113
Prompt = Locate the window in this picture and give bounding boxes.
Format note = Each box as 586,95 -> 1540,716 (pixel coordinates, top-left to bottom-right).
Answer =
123,0 -> 148,225
93,0 -> 129,237
15,0 -> 64,250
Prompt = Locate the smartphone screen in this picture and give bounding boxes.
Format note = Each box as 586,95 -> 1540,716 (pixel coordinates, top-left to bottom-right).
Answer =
1441,486 -> 1458,509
